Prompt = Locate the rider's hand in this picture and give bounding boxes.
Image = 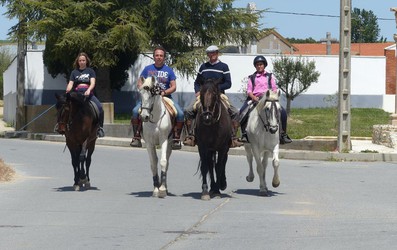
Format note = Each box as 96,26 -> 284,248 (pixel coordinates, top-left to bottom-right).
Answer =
84,89 -> 91,96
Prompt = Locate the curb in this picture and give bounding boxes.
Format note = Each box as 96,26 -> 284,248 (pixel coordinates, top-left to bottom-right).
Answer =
2,132 -> 396,162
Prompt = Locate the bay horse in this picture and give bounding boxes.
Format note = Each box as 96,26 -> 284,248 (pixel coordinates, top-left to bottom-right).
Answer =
196,79 -> 232,200
55,92 -> 98,191
244,89 -> 281,196
139,76 -> 173,198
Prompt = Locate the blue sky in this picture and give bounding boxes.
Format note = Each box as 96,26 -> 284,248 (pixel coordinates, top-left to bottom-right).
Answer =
1,1 -> 396,41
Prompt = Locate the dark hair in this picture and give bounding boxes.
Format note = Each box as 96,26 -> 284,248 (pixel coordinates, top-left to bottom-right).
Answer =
74,52 -> 91,69
153,46 -> 166,57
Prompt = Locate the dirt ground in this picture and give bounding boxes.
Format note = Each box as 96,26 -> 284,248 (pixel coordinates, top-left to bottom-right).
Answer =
0,158 -> 15,182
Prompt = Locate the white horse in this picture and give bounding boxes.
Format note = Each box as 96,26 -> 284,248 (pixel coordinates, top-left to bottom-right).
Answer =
244,89 -> 281,196
139,76 -> 173,198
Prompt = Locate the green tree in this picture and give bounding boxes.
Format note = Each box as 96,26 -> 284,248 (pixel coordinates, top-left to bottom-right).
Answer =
272,55 -> 320,115
0,47 -> 13,99
286,37 -> 317,44
351,8 -> 380,43
1,0 -> 261,101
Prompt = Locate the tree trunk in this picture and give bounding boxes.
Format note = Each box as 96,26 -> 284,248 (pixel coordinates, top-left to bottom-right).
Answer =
95,66 -> 112,102
285,97 -> 292,116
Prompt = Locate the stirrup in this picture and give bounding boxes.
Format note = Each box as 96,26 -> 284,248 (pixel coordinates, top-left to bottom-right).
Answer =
130,138 -> 142,147
172,140 -> 182,150
97,127 -> 105,138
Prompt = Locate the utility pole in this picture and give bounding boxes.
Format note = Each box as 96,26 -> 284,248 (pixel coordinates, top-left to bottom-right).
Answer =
390,7 -> 397,125
337,0 -> 352,152
16,14 -> 27,131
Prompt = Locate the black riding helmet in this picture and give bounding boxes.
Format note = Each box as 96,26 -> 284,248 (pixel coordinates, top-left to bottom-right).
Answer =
253,55 -> 267,67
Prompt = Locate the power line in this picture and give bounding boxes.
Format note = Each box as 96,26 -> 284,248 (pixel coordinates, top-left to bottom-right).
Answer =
262,10 -> 394,21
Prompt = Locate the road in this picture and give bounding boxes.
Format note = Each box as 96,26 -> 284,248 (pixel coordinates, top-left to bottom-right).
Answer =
1,138 -> 397,250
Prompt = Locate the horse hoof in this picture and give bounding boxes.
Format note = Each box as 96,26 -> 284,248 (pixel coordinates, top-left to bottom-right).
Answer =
246,175 -> 254,182
158,189 -> 167,198
272,181 -> 280,188
201,194 -> 211,201
152,187 -> 159,197
73,185 -> 80,191
259,190 -> 269,197
210,192 -> 221,199
85,181 -> 91,189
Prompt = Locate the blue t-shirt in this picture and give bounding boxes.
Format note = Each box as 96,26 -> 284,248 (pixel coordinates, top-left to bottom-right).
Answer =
140,64 -> 176,93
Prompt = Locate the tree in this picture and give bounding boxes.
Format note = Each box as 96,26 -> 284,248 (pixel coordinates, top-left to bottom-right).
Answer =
272,55 -> 320,115
351,8 -> 380,43
1,0 -> 261,102
286,37 -> 317,44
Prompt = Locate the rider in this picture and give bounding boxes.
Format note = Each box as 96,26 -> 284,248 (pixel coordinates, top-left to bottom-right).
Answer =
183,45 -> 243,148
238,55 -> 292,144
63,52 -> 105,137
130,46 -> 184,150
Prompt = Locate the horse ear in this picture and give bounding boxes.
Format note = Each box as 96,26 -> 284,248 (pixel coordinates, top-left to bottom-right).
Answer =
277,89 -> 281,97
151,76 -> 156,85
266,90 -> 271,98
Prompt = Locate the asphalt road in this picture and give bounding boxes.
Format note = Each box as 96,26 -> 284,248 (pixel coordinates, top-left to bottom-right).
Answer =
1,138 -> 397,250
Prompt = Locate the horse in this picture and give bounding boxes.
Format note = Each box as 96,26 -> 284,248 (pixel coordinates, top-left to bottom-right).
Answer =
244,89 -> 281,196
55,92 -> 99,191
139,76 -> 173,198
195,79 -> 232,200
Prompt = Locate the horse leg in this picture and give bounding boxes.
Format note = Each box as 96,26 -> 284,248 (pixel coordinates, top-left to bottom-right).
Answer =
244,144 -> 255,182
158,139 -> 171,198
272,146 -> 280,188
209,153 -> 220,198
217,149 -> 228,191
146,145 -> 159,197
199,149 -> 210,201
84,143 -> 95,189
259,151 -> 270,196
78,142 -> 89,188
70,150 -> 81,191
251,146 -> 267,196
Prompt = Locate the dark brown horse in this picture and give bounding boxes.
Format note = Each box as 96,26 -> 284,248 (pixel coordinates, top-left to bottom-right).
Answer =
195,79 -> 232,200
55,92 -> 98,191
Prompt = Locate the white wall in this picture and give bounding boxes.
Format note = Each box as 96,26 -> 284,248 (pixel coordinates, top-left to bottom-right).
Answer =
3,50 -> 392,123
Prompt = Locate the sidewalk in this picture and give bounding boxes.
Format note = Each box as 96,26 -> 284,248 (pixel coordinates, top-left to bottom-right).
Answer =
1,114 -> 397,161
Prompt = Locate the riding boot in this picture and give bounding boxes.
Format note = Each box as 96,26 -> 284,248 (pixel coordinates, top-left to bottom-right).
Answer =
280,131 -> 292,144
97,110 -> 105,138
130,117 -> 142,147
237,121 -> 248,143
183,118 -> 196,146
172,121 -> 184,150
230,120 -> 244,148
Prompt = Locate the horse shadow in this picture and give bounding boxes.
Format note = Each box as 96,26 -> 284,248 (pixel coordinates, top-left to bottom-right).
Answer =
233,189 -> 284,197
182,192 -> 232,200
128,191 -> 177,198
53,186 -> 100,192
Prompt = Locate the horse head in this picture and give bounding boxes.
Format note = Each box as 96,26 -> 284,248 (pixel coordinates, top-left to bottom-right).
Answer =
199,78 -> 221,125
139,76 -> 162,122
257,89 -> 281,134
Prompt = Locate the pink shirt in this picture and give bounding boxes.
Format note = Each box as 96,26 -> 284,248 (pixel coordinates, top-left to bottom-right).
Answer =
247,71 -> 278,97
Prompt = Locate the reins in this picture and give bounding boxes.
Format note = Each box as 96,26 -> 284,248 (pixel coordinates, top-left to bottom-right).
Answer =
258,99 -> 280,132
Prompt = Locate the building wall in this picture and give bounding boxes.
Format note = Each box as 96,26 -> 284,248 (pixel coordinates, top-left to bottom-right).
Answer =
3,50 -> 393,124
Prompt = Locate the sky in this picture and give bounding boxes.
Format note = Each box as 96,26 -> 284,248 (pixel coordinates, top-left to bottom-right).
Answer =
0,0 -> 396,41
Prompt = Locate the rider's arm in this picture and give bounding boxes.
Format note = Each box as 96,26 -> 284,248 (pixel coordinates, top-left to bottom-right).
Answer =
163,80 -> 176,96
66,80 -> 74,93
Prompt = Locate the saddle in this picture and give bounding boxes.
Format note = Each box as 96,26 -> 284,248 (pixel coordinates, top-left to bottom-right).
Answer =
162,97 -> 177,121
88,100 -> 101,121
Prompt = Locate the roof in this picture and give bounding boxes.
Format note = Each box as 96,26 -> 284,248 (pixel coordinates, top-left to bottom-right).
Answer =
290,42 -> 394,56
259,29 -> 299,52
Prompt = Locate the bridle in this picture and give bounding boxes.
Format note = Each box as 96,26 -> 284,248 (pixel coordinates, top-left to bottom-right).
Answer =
139,83 -> 166,123
258,99 -> 280,133
200,89 -> 222,125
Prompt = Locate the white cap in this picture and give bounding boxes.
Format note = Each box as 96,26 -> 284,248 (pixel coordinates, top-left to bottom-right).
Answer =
205,45 -> 219,53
